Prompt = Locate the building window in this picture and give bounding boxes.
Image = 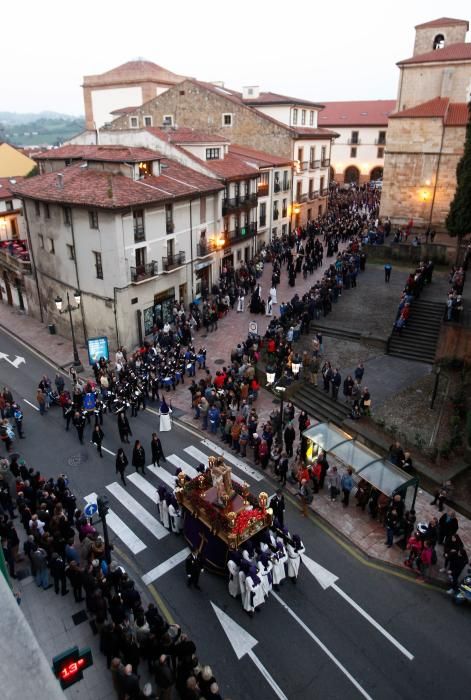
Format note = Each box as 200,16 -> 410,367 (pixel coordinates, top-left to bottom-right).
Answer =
143,116 -> 153,127
301,110 -> 306,125
135,246 -> 146,269
282,224 -> 287,236
129,116 -> 139,128
133,209 -> 145,242
34,201 -> 40,217
282,198 -> 287,218
48,237 -> 55,254
206,148 -> 220,160
309,110 -> 314,126
63,206 -> 71,225
320,176 -> 325,193
309,178 -> 314,197
163,115 -> 173,126
350,147 -> 357,158
273,172 -> 280,193
292,108 -> 298,125
93,251 -> 103,279
309,146 -> 315,166
5,200 -> 13,211
273,201 -> 279,221
44,203 -> 50,218
138,161 -> 152,178
259,202 -> 267,227
167,238 -> 174,259
67,244 -> 75,260
377,147 -> 385,158
222,113 -> 233,126
297,147 -> 303,162
89,210 -> 99,229
350,130 -> 359,145
377,130 -> 386,145
282,170 -> 289,191
38,233 -> 44,248
321,145 -> 327,161
165,203 -> 174,233
433,34 -> 445,50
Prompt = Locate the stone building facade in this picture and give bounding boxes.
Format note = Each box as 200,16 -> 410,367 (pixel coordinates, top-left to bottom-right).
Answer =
380,17 -> 470,229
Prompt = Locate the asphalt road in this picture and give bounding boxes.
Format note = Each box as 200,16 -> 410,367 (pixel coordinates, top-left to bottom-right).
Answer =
1,327 -> 471,700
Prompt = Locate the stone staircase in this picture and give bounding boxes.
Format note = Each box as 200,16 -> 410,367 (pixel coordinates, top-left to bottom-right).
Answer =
292,383 -> 351,425
387,299 -> 444,364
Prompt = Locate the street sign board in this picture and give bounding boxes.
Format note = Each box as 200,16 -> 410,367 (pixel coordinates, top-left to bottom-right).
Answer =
52,646 -> 93,690
87,336 -> 109,365
84,503 -> 98,517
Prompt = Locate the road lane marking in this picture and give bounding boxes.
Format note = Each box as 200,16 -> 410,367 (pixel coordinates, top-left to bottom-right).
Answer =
201,438 -> 263,481
106,483 -> 169,540
142,548 -> 190,585
184,445 -> 245,485
84,491 -> 146,554
127,472 -> 159,502
101,446 -> 116,456
146,464 -> 177,489
272,591 -> 373,700
23,399 -> 39,411
167,453 -> 199,477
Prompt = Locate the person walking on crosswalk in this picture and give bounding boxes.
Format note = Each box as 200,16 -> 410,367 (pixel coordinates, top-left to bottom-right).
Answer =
151,432 -> 165,467
115,448 -> 128,486
132,440 -> 146,475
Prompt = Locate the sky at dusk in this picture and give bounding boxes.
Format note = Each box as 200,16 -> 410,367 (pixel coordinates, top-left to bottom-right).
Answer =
2,0 -> 469,115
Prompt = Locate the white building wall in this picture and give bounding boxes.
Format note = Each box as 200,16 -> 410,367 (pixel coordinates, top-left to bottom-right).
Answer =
254,104 -> 319,128
91,86 -> 143,128
329,126 -> 387,182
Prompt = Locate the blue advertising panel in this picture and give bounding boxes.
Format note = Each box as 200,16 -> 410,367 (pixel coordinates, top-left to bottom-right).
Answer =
87,336 -> 109,365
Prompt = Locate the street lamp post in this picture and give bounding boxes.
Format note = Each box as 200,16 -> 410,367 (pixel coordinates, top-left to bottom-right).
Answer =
55,290 -> 83,372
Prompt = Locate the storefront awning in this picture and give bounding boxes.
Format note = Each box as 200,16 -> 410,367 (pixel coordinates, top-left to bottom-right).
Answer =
194,260 -> 213,271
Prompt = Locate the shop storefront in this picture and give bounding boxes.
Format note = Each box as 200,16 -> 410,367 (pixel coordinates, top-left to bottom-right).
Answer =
194,260 -> 212,302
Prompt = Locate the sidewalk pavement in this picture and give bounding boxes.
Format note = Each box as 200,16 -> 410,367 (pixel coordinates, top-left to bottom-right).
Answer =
1,249 -> 470,586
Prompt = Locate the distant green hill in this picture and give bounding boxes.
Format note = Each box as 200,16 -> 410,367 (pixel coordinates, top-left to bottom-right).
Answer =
0,114 -> 85,146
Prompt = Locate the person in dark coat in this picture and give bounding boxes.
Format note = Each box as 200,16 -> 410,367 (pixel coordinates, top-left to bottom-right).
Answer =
73,411 -> 86,444
117,411 -> 132,444
185,549 -> 203,590
50,553 -> 68,596
438,510 -> 459,544
151,433 -> 165,467
283,422 -> 295,458
115,448 -> 128,486
270,490 -> 286,527
132,440 -> 146,475
91,424 -> 104,457
66,561 -> 84,602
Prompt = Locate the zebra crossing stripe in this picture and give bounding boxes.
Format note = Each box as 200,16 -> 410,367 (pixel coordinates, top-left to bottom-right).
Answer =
84,491 -> 146,554
167,454 -> 199,477
142,547 -> 190,585
106,483 -> 169,540
146,464 -> 177,489
127,472 -> 159,501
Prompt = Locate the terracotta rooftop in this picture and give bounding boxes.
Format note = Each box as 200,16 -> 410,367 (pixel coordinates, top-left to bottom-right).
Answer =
389,97 -> 469,126
11,160 -> 223,209
243,91 -> 324,109
0,176 -> 22,200
398,42 -> 471,65
318,100 -> 396,126
83,60 -> 186,87
293,126 -> 340,138
229,144 -> 292,168
415,17 -> 469,30
147,126 -> 229,144
179,149 -> 259,180
35,144 -> 162,163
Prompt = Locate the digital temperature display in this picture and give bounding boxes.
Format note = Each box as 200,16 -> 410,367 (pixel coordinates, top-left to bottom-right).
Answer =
52,646 -> 93,689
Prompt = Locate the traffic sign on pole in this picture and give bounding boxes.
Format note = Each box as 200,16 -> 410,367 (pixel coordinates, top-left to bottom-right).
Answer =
84,503 -> 98,518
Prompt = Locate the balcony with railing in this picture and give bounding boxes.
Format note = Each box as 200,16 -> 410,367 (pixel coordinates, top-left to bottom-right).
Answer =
375,137 -> 386,145
321,158 -> 330,167
162,251 -> 186,272
222,193 -> 257,215
297,161 -> 308,172
0,242 -> 32,275
297,193 -> 308,204
224,222 -> 257,244
308,190 -> 319,201
130,260 -> 158,283
196,239 -> 218,257
257,183 -> 269,197
347,138 -> 361,145
309,160 -> 321,170
320,187 -> 329,197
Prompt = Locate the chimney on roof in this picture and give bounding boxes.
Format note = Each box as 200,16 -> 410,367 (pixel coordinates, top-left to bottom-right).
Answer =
242,86 -> 260,100
56,173 -> 64,190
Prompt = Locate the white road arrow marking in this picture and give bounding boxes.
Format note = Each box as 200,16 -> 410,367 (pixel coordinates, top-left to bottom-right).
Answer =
302,554 -> 414,660
211,603 -> 288,700
272,591 -> 373,700
0,352 -> 25,368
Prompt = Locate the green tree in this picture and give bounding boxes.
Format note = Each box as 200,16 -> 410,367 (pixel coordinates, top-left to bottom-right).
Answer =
446,102 -> 471,261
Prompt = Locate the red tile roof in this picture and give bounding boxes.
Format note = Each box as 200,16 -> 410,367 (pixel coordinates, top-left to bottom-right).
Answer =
110,106 -> 140,115
293,126 -> 340,138
83,60 -> 186,87
193,152 -> 259,179
389,97 -> 449,118
35,144 -> 162,163
0,176 -> 22,200
445,102 -> 470,126
229,144 -> 292,167
147,126 -> 229,144
11,161 -> 223,209
398,42 -> 471,65
243,91 -> 324,108
389,97 -> 470,126
415,17 -> 469,30
318,100 -> 396,126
